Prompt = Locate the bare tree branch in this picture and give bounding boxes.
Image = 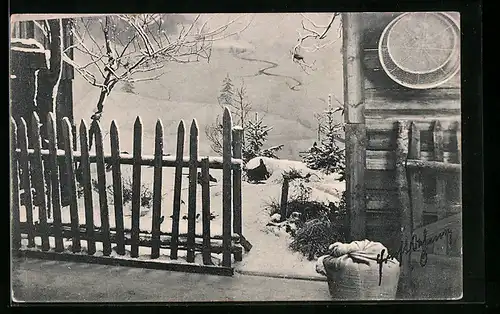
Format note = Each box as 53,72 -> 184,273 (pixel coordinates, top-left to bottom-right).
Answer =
292,13 -> 341,73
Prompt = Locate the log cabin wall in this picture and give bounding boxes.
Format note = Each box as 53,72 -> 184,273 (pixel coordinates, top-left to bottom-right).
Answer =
359,12 -> 461,252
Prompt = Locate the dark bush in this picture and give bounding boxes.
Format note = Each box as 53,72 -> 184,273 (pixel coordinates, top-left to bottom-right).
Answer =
289,217 -> 346,261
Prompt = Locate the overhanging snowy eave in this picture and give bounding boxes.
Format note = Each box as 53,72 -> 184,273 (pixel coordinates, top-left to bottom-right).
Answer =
11,38 -> 50,70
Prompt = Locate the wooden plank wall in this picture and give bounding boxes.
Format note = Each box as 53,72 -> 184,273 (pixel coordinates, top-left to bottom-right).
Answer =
359,12 -> 461,253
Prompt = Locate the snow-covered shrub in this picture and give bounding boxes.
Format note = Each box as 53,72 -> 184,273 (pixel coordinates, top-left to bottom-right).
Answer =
289,217 -> 346,261
88,176 -> 156,209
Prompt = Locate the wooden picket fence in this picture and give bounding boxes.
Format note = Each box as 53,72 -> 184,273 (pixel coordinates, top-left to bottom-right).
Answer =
10,107 -> 247,275
395,120 -> 462,290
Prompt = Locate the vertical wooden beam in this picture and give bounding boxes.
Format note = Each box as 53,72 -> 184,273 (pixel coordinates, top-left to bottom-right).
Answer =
110,121 -> 125,255
222,108 -> 233,267
170,121 -> 185,260
151,119 -> 164,259
201,158 -> 213,265
395,120 -> 412,295
342,13 -> 366,241
11,118 -> 21,250
187,119 -> 199,263
408,122 -> 424,230
131,117 -> 143,258
79,120 -> 95,255
280,178 -> 290,221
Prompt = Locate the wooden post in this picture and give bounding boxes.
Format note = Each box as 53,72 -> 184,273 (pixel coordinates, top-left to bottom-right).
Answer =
408,122 -> 424,230
110,121 -> 125,255
18,118 -> 35,247
94,120 -> 111,256
170,121 -> 185,260
187,119 -> 199,263
280,178 -> 290,221
10,118 -> 21,250
342,12 -> 366,241
131,117 -> 143,258
432,121 -> 448,255
151,120 -> 164,259
79,120 -> 96,255
232,127 -> 243,236
222,108 -> 233,267
395,120 -> 412,296
47,113 -> 64,252
62,118 -> 81,253
201,158 -> 213,265
31,113 -> 49,251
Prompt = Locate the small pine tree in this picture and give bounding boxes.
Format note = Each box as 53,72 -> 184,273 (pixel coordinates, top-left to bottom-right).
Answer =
243,113 -> 283,162
218,74 -> 235,107
302,95 -> 345,179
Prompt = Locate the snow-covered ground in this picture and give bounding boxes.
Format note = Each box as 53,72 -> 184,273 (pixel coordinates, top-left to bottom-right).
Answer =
18,158 -> 344,279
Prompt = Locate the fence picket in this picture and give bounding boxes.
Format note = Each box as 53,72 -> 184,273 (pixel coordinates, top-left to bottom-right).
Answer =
232,127 -> 243,262
408,122 -> 424,230
432,121 -> 448,255
187,119 -> 199,263
18,118 -> 35,247
31,113 -> 49,251
222,108 -> 233,267
131,117 -> 143,258
395,120 -> 412,294
110,121 -> 125,255
11,118 -> 21,250
47,113 -> 64,252
151,119 -> 164,259
79,120 -> 96,255
93,120 -> 111,256
62,118 -> 81,252
201,158 -> 212,265
170,121 -> 185,260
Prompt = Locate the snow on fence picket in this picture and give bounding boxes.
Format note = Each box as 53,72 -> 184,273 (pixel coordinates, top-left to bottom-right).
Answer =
11,107 -> 246,273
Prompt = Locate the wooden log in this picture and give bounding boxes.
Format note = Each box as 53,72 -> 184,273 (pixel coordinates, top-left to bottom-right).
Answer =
62,118 -> 81,252
151,119 -> 164,259
365,189 -> 400,210
366,150 -> 396,170
342,13 -> 365,124
408,122 -> 424,230
201,158 -> 213,265
222,108 -> 233,267
110,121 -> 125,256
18,118 -> 35,247
130,117 -> 142,258
395,120 -> 412,293
406,160 -> 461,172
280,178 -> 290,220
93,120 -> 111,256
79,120 -> 96,255
10,118 -> 21,250
47,113 -> 64,252
344,123 -> 366,240
170,120 -> 185,260
232,127 -> 243,247
31,113 -> 50,251
187,119 -> 199,263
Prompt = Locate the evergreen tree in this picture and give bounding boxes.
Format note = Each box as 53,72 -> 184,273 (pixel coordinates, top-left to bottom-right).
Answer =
301,96 -> 345,179
243,113 -> 283,162
218,74 -> 235,107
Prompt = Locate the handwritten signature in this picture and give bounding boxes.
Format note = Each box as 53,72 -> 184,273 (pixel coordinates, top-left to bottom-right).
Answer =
375,228 -> 453,286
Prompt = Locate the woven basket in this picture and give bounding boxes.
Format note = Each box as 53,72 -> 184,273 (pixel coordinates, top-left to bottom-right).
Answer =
318,240 -> 400,300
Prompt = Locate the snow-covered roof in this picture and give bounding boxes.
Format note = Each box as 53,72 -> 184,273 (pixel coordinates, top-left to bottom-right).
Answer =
10,38 -> 50,69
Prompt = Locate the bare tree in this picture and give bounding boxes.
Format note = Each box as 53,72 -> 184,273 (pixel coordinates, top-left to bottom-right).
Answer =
291,13 -> 342,73
34,14 -> 252,148
206,76 -> 252,155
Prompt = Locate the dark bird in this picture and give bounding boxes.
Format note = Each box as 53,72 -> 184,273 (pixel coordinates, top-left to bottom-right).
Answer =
246,158 -> 270,183
196,172 -> 217,185
293,53 -> 304,61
